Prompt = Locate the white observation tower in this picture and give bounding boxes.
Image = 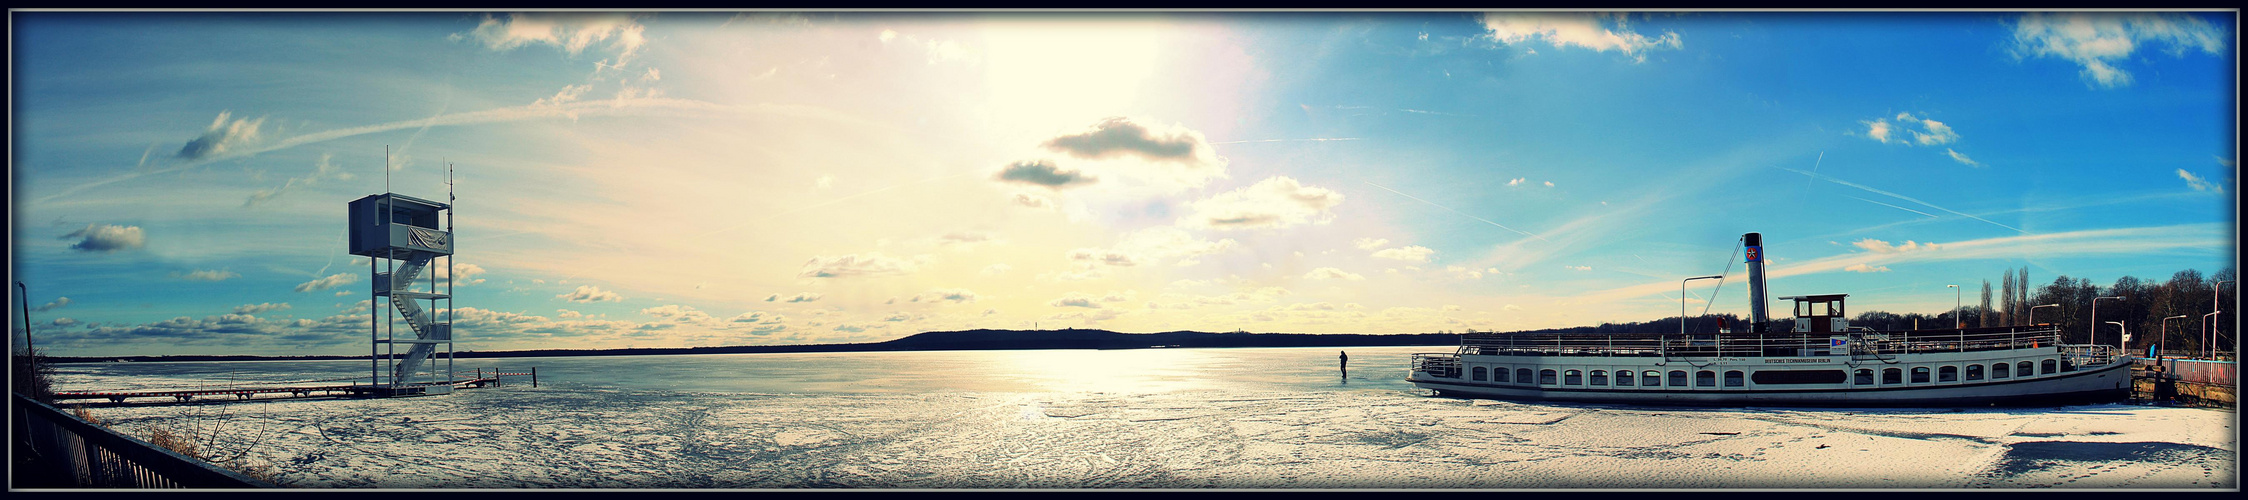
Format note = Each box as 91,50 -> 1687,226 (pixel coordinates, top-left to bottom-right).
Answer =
349,191 -> 456,395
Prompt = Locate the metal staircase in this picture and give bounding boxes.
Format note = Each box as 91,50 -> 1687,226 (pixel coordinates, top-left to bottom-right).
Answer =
377,249 -> 449,385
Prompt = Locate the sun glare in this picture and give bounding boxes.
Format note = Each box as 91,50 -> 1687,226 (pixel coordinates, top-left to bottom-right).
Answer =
979,19 -> 1167,134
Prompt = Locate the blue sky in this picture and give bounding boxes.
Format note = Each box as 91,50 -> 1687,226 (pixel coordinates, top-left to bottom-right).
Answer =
9,11 -> 2236,357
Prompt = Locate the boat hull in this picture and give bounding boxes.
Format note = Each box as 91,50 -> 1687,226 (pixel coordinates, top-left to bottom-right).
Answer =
1408,358 -> 2133,407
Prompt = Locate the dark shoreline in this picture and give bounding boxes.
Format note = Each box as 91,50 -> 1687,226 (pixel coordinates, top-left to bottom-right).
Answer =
40,329 -> 1460,364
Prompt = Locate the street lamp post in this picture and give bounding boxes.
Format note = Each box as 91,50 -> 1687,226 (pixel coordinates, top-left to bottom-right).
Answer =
2161,315 -> 2188,359
2029,304 -> 2059,326
2204,311 -> 2221,359
1947,284 -> 1961,329
2107,321 -> 2128,350
2213,280 -> 2234,360
2092,296 -> 2126,349
15,282 -> 31,356
1682,275 -> 1724,336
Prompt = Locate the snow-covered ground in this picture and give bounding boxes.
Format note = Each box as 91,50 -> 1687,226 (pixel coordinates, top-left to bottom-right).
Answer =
57,385 -> 2235,489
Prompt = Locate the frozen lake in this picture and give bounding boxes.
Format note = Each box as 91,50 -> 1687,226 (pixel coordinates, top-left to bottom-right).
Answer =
48,346 -> 2238,489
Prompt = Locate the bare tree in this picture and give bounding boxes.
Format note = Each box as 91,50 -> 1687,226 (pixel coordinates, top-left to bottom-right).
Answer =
1979,280 -> 1994,328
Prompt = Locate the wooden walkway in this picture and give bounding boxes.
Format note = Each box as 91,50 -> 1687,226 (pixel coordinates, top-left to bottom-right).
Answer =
52,371 -> 533,404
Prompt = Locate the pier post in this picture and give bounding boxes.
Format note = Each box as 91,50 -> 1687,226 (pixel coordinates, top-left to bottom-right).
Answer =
531,367 -> 537,388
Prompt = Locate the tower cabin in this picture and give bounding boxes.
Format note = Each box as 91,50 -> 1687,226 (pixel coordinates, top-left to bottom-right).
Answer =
348,193 -> 451,258
1777,294 -> 1849,334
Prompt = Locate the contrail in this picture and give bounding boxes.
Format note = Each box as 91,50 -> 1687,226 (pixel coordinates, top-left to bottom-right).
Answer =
1843,195 -> 1939,219
1363,181 -> 1550,242
36,98 -> 866,205
1211,138 -> 1362,145
1780,167 -> 2025,234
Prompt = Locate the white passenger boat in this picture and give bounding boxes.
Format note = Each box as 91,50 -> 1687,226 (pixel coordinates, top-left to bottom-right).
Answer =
1406,233 -> 2133,406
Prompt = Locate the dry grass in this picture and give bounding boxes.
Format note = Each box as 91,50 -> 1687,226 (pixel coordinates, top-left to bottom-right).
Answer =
139,406 -> 280,484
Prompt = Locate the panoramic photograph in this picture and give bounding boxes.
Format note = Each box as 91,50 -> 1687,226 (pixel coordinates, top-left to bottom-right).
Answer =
8,10 -> 2238,490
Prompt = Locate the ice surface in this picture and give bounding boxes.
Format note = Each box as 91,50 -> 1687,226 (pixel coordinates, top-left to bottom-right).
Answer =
41,348 -> 2237,489
49,387 -> 2234,489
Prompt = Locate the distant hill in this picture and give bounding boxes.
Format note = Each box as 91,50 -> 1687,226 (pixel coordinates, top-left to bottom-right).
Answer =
41,329 -> 1461,363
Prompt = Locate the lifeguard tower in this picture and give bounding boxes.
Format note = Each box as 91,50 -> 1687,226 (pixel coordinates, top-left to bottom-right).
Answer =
349,192 -> 456,396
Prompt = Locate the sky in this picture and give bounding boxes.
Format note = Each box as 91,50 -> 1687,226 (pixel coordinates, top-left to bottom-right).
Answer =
8,11 -> 2238,357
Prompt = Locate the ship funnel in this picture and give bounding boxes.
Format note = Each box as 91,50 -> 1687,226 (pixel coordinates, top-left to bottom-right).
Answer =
1744,232 -> 1769,331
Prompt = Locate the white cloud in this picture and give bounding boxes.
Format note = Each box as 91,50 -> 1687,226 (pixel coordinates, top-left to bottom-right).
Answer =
1945,148 -> 1982,167
33,297 -> 70,312
294,273 -> 359,292
1864,120 -> 1892,143
233,302 -> 291,315
174,269 -> 240,281
1036,117 -> 1228,189
1564,265 -> 1592,271
640,304 -> 719,326
1445,266 -> 1484,280
556,285 -> 623,302
432,263 -> 488,285
799,252 -> 922,278
244,153 -> 355,207
1049,292 -> 1104,308
911,288 -> 979,304
1479,12 -> 1682,62
1543,181 -> 1555,187
981,264 -> 1013,276
815,174 -> 835,189
1304,267 -> 1365,281
1371,245 -> 1436,262
765,292 -> 823,303
1852,238 -> 1941,254
1179,176 -> 1344,230
993,159 -> 1098,190
61,223 -> 146,252
1012,192 -> 1055,210
937,231 -> 994,246
176,110 -> 265,159
2177,169 -> 2225,194
2010,12 -> 2227,89
1506,177 -> 1526,186
463,13 -> 647,63
558,309 -> 583,319
534,84 -> 592,107
1861,112 -> 1960,146
1351,237 -> 1389,250
1071,226 -> 1237,268
1844,263 -> 1893,273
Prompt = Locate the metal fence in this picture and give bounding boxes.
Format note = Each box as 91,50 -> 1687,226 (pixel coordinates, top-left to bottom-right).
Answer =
2135,358 -> 2239,387
11,393 -> 274,488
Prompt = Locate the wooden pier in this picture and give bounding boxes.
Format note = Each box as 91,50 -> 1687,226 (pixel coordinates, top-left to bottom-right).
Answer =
51,369 -> 535,405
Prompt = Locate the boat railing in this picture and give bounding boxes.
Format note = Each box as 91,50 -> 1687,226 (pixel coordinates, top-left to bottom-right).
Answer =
1455,327 -> 2063,358
1411,353 -> 1461,378
2059,344 -> 2124,370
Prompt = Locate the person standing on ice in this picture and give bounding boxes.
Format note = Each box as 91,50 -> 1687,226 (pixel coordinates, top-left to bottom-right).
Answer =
1339,351 -> 1348,378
